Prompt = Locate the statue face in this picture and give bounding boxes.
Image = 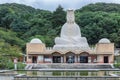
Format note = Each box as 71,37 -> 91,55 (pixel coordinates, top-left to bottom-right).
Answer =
67,10 -> 75,23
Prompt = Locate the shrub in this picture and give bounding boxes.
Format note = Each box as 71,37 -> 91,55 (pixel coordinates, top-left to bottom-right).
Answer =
0,56 -> 10,69
17,62 -> 26,69
114,63 -> 120,68
6,60 -> 14,69
0,56 -> 26,70
6,62 -> 26,69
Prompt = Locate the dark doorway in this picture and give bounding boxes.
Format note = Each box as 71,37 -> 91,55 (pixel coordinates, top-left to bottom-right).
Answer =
53,56 -> 61,63
104,56 -> 108,63
80,56 -> 88,63
66,56 -> 75,63
66,52 -> 75,63
32,56 -> 37,63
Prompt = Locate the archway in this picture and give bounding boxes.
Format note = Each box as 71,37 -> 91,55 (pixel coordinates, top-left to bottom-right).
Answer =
52,52 -> 61,63
80,52 -> 89,63
66,52 -> 75,63
32,56 -> 37,63
104,56 -> 108,63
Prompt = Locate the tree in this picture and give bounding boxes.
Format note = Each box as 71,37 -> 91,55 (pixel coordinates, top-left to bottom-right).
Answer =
0,28 -> 25,47
23,18 -> 52,37
77,3 -> 120,13
0,39 -> 22,69
0,39 -> 22,59
51,5 -> 66,34
10,18 -> 30,37
76,11 -> 120,46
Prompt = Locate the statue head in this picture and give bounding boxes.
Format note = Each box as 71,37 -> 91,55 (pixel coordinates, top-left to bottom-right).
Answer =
66,9 -> 75,23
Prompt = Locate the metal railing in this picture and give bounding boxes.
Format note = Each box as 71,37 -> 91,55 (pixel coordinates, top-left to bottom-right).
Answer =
14,76 -> 120,80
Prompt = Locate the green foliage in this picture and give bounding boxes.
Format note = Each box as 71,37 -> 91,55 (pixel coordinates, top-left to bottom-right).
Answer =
0,60 -> 26,69
0,56 -> 14,69
78,3 -> 120,13
0,28 -> 25,47
80,71 -> 88,76
0,3 -> 36,14
51,5 -> 66,35
114,63 -> 120,68
10,18 -> 30,34
76,11 -> 120,46
17,62 -> 26,69
6,60 -> 14,69
0,40 -> 21,55
0,56 -> 8,69
0,56 -> 26,69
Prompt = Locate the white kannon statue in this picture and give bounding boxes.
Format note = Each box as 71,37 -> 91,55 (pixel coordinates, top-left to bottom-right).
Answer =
53,9 -> 89,50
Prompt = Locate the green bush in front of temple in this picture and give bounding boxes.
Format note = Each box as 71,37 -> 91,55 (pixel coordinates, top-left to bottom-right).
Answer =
0,56 -> 9,69
113,63 -> 120,68
0,56 -> 26,69
17,62 -> 26,70
6,60 -> 14,69
6,62 -> 26,70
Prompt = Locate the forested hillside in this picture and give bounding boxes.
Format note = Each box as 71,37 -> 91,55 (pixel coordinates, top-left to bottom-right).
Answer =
0,3 -> 120,56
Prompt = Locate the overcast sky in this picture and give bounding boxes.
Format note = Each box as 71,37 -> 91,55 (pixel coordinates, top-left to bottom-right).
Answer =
0,0 -> 120,11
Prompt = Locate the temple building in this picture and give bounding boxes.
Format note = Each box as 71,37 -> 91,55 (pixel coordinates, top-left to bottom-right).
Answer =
26,10 -> 114,64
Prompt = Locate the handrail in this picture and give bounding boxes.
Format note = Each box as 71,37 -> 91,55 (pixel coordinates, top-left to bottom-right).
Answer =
14,76 -> 120,80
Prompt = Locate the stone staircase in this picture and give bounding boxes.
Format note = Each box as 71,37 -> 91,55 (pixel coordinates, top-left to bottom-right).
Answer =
25,64 -> 33,70
26,63 -> 113,70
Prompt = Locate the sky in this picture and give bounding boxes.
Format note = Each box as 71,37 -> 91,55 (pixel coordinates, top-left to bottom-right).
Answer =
0,0 -> 120,11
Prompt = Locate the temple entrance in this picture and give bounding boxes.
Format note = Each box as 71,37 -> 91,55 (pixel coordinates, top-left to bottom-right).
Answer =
104,56 -> 108,63
80,52 -> 89,63
80,56 -> 88,63
66,52 -> 75,63
52,52 -> 61,63
32,56 -> 37,63
53,56 -> 61,63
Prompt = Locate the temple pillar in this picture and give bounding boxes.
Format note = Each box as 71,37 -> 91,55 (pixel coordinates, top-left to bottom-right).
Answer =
88,56 -> 91,63
50,55 -> 53,63
78,55 -> 80,63
61,56 -> 63,63
64,55 -> 66,63
75,55 -> 77,63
